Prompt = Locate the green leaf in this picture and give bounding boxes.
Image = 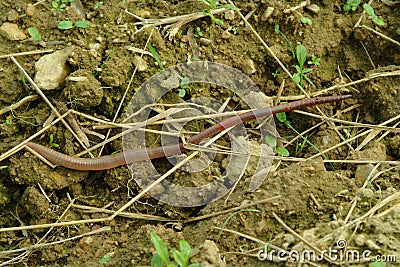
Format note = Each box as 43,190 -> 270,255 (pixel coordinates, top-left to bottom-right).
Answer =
215,19 -> 224,25
296,44 -> 307,67
52,1 -> 59,8
275,112 -> 286,123
0,166 -> 8,170
57,20 -> 73,30
178,89 -> 186,97
150,232 -> 170,264
300,16 -> 312,25
28,27 -> 41,40
180,77 -> 190,89
75,20 -> 89,28
148,43 -> 164,71
363,3 -> 375,16
276,147 -> 290,157
274,24 -> 280,34
179,240 -> 192,258
343,4 -> 351,13
293,73 -> 301,84
172,250 -> 187,267
372,17 -> 385,26
151,254 -> 164,267
221,3 -> 240,11
369,261 -> 386,267
264,135 -> 277,149
98,254 -> 110,264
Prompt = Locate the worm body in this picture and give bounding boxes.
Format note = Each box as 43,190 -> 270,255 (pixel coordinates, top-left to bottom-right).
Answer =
26,95 -> 351,170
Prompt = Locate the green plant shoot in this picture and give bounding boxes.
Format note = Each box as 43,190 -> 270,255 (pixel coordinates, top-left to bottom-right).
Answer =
363,4 -> 385,26
28,27 -> 41,41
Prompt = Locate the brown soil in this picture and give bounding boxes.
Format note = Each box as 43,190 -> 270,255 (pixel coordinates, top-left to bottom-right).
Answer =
0,0 -> 400,266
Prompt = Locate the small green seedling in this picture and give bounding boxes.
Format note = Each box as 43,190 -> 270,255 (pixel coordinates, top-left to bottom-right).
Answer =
363,4 -> 385,26
51,0 -> 72,12
179,77 -> 190,97
58,20 -> 89,30
369,261 -> 386,267
28,27 -> 41,41
5,119 -> 12,125
49,134 -> 59,148
148,43 -> 164,71
275,108 -> 326,158
272,70 -> 280,78
198,0 -> 239,25
75,20 -> 89,28
308,54 -> 320,66
194,27 -> 203,38
98,254 -> 111,264
94,1 -> 103,10
301,16 -> 312,25
265,134 -> 289,157
150,231 -> 199,267
231,27 -> 238,35
0,166 -> 8,170
293,44 -> 316,88
343,0 -> 361,13
274,25 -> 295,59
150,233 -> 199,267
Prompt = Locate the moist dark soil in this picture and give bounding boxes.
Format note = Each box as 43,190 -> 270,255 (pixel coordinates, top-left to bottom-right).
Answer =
0,0 -> 400,266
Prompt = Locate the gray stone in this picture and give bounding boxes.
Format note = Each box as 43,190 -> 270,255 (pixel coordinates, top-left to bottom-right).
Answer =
0,22 -> 26,41
306,4 -> 320,14
34,47 -> 73,90
132,55 -> 148,72
241,59 -> 256,75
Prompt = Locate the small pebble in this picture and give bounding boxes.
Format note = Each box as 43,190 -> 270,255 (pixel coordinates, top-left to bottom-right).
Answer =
0,22 -> 26,41
306,4 -> 320,14
241,59 -> 256,75
261,7 -> 274,21
199,37 -> 211,46
224,10 -> 235,21
355,234 -> 365,246
133,56 -> 148,72
7,10 -> 19,22
221,30 -> 231,40
26,4 -> 35,17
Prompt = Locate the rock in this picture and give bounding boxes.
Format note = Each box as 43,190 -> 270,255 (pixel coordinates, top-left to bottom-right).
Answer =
355,234 -> 366,246
7,10 -> 19,22
64,69 -> 103,110
88,42 -> 101,57
261,7 -> 274,21
34,47 -> 73,90
241,59 -> 256,75
19,187 -> 49,217
132,55 -> 148,72
224,10 -> 235,21
221,30 -> 231,40
0,22 -> 26,41
26,3 -> 35,16
199,37 -> 211,46
306,4 -> 320,14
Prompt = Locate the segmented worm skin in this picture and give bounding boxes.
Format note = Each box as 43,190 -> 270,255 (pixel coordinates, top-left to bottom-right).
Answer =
26,95 -> 351,171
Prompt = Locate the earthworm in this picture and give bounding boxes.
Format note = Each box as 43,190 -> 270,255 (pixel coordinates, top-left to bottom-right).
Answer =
26,95 -> 351,171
